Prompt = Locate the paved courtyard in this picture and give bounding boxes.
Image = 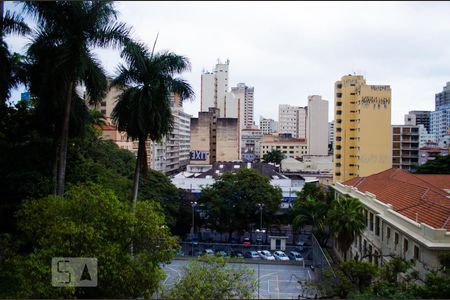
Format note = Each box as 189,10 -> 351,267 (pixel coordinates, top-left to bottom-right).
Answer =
161,259 -> 322,299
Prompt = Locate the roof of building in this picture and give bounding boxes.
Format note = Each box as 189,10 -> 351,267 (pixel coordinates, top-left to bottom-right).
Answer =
342,168 -> 450,231
195,161 -> 288,180
95,124 -> 117,131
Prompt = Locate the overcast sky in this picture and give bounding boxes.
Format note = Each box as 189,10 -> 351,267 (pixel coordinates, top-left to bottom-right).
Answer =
5,1 -> 450,125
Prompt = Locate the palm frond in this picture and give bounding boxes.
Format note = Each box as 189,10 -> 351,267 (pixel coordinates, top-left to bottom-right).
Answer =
1,11 -> 31,36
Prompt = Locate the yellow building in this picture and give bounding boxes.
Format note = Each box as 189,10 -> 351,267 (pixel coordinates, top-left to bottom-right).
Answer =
333,75 -> 392,183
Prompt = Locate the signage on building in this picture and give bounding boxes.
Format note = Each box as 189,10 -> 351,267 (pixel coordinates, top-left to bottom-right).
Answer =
190,150 -> 209,161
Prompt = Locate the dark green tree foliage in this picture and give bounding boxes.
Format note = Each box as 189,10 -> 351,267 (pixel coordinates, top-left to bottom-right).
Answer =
199,168 -> 282,238
291,183 -> 332,245
328,195 -> 366,256
0,7 -> 30,104
24,1 -> 131,196
414,154 -> 450,174
262,149 -> 285,164
164,256 -> 257,299
0,183 -> 177,298
111,40 -> 194,212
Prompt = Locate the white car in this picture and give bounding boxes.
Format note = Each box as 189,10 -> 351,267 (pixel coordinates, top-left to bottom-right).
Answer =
273,250 -> 289,261
258,250 -> 275,260
288,251 -> 304,261
203,249 -> 214,256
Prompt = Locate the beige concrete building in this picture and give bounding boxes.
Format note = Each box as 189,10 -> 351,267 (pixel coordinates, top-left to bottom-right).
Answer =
260,134 -> 308,159
334,168 -> 450,280
190,107 -> 239,165
307,95 -> 329,156
260,116 -> 278,135
392,125 -> 420,172
231,83 -> 255,129
278,104 -> 307,139
333,75 -> 392,183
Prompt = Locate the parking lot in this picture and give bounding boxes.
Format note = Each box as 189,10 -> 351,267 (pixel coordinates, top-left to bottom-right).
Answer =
161,259 -> 322,299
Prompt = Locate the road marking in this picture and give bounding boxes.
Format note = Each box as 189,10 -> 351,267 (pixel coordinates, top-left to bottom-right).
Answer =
307,269 -> 311,280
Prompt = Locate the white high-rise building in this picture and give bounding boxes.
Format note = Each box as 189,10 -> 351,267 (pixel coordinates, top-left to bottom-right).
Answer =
201,59 -> 236,118
278,104 -> 307,138
307,95 -> 329,156
231,83 -> 255,129
260,116 -> 277,134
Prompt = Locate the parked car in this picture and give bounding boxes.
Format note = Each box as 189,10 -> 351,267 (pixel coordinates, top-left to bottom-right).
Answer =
243,237 -> 251,247
203,249 -> 214,256
273,250 -> 289,261
244,251 -> 260,259
230,250 -> 244,258
258,250 -> 275,260
215,249 -> 228,257
176,250 -> 185,257
288,251 -> 304,261
189,249 -> 202,256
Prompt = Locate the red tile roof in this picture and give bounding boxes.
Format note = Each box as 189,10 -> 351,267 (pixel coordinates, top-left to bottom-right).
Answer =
342,168 -> 450,231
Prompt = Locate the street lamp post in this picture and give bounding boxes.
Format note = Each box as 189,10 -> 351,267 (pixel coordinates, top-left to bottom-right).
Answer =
190,201 -> 197,256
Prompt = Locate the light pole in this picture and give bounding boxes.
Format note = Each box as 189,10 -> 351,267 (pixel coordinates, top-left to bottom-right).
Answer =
257,203 -> 264,231
190,201 -> 197,257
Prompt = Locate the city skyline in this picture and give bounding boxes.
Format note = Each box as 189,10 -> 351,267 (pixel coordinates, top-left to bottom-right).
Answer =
5,1 -> 450,125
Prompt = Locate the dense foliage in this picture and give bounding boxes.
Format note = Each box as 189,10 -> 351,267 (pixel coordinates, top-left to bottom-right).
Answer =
199,168 -> 282,239
262,149 -> 285,164
414,154 -> 450,174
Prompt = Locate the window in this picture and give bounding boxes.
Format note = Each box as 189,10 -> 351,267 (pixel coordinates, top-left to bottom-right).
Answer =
336,137 -> 342,141
336,119 -> 342,124
336,145 -> 341,150
337,110 -> 342,115
335,172 -> 341,176
336,83 -> 342,89
101,101 -> 107,106
336,93 -> 342,98
336,163 -> 341,167
363,239 -> 367,255
101,109 -> 106,114
386,226 -> 391,240
368,245 -> 373,263
375,216 -> 380,236
404,238 -> 409,253
337,101 -> 342,106
394,232 -> 399,249
336,154 -> 341,159
369,213 -> 374,231
414,245 -> 420,261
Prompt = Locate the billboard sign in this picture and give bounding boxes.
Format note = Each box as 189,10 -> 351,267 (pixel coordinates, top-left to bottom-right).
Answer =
190,150 -> 209,161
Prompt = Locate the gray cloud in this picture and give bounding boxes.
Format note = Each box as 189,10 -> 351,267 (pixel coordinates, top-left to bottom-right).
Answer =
5,1 -> 450,124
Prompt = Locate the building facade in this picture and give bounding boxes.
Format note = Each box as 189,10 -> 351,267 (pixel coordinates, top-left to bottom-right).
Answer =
278,104 -> 307,139
419,146 -> 449,165
231,83 -> 255,129
260,134 -> 308,159
329,121 -> 335,154
200,60 -> 230,117
391,125 -> 420,172
333,75 -> 392,183
190,107 -> 239,165
333,168 -> 450,280
307,95 -> 329,156
409,110 -> 431,133
260,116 -> 278,134
241,128 -> 262,162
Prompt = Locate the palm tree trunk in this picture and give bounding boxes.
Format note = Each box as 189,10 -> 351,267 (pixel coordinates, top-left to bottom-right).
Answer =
130,136 -> 144,258
0,1 -> 4,19
52,131 -> 60,196
56,81 -> 74,197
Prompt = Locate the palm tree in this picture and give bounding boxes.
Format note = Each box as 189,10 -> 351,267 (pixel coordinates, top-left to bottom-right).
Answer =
24,1 -> 131,197
292,195 -> 329,244
327,195 -> 366,258
0,4 -> 30,104
111,41 -> 194,216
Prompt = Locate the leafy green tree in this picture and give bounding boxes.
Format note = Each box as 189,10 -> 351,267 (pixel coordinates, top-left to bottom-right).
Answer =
415,154 -> 450,174
0,182 -> 177,298
164,256 -> 256,299
24,1 -> 131,197
111,40 -> 194,215
291,183 -> 331,245
327,195 -> 366,258
262,149 -> 285,164
198,168 -> 282,239
0,4 -> 30,104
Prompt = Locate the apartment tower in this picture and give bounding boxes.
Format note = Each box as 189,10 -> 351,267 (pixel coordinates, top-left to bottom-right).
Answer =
333,75 -> 392,183
307,95 -> 329,156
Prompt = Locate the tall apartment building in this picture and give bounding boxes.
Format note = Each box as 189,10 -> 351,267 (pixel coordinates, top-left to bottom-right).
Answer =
88,85 -> 191,174
391,125 -> 420,172
190,107 -> 239,165
231,83 -> 255,129
278,104 -> 307,139
200,60 -> 239,118
408,110 -> 431,133
329,121 -> 335,153
307,95 -> 329,156
430,82 -> 450,143
260,116 -> 278,134
333,75 -> 392,183
435,82 -> 450,110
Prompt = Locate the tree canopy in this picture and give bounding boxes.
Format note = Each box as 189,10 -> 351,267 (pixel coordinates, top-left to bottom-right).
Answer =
199,168 -> 282,237
262,149 -> 286,164
414,155 -> 450,174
